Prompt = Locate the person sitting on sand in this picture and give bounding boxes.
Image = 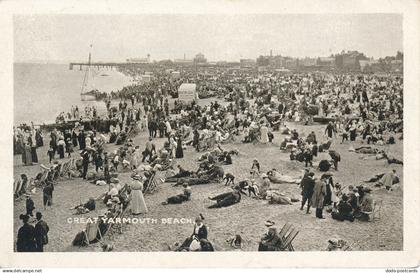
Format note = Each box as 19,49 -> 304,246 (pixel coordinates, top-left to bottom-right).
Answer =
250,158 -> 260,177
331,194 -> 354,222
258,221 -> 281,251
72,197 -> 96,214
354,187 -> 374,221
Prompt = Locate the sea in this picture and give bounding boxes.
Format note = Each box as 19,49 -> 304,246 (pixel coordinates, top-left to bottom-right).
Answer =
14,63 -> 133,126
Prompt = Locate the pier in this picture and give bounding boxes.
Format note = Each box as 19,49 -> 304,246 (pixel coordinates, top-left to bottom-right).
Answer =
69,62 -> 150,70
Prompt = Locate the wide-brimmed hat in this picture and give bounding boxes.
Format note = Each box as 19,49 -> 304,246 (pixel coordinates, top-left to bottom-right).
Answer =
265,220 -> 275,227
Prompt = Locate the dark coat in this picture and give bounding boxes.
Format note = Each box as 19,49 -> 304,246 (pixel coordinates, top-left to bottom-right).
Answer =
34,220 -> 49,250
192,225 -> 208,240
301,176 -> 315,197
17,223 -> 36,252
311,180 -> 326,208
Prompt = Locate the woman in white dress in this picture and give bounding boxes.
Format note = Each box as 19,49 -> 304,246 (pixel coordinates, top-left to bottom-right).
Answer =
130,177 -> 148,215
260,125 -> 269,143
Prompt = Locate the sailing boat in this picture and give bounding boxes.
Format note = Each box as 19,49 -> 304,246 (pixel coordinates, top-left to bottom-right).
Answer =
80,45 -> 98,101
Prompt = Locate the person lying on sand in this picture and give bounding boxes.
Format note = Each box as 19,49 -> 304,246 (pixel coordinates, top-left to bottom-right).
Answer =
208,186 -> 242,208
162,183 -> 192,205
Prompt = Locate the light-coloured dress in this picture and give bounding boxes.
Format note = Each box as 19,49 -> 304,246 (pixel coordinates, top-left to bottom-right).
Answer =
260,126 -> 269,143
130,180 -> 148,214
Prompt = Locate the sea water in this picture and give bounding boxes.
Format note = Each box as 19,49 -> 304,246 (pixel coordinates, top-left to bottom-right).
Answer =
14,63 -> 133,125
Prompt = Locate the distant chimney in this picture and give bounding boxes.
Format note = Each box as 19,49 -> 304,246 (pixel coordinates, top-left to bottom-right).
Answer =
270,50 -> 273,57
184,53 -> 186,60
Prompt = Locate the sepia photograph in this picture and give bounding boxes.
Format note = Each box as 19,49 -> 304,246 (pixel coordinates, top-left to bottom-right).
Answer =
12,13 -> 406,253
1,0 -> 419,269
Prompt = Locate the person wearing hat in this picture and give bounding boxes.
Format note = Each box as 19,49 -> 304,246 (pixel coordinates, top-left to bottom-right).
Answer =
34,212 -> 49,252
25,194 -> 35,217
142,137 -> 156,163
311,177 -> 327,219
130,176 -> 148,215
16,214 -> 36,252
355,187 -> 374,221
331,194 -> 354,222
192,215 -> 207,240
300,172 -> 315,213
57,135 -> 66,159
258,223 -> 281,251
42,182 -> 54,209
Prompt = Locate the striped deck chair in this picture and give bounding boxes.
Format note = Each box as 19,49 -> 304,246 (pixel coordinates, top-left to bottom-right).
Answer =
279,228 -> 299,251
59,160 -> 71,177
144,172 -> 157,194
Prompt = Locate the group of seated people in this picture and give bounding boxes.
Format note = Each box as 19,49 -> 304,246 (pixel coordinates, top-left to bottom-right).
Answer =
331,185 -> 374,222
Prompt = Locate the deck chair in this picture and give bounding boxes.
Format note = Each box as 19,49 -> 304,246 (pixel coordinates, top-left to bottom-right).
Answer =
60,160 -> 72,177
14,179 -> 23,198
279,228 -> 299,251
144,172 -> 158,194
278,223 -> 293,241
84,220 -> 103,245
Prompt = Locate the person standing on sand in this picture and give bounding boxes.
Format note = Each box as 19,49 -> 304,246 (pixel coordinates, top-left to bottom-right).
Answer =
34,212 -> 49,252
42,182 -> 54,209
311,177 -> 327,219
16,214 -> 36,252
300,172 -> 315,214
23,142 -> 32,166
130,176 -> 148,215
81,149 -> 90,179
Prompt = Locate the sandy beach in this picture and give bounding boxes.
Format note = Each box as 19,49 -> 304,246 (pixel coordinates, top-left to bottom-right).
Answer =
13,98 -> 403,252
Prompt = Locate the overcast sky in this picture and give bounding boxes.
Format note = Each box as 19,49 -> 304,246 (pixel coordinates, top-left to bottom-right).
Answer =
14,14 -> 402,63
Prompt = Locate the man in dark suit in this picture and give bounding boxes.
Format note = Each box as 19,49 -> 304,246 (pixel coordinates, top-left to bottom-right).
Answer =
208,186 -> 241,209
34,212 -> 49,252
300,172 -> 315,213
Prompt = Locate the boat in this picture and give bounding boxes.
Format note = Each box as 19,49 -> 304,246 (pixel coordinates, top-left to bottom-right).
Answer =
80,45 -> 98,101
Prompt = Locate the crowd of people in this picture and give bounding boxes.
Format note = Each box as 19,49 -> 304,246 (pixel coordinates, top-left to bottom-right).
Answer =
14,64 -> 403,252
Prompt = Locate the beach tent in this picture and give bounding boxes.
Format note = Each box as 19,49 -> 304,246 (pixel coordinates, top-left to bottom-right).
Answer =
178,83 -> 197,102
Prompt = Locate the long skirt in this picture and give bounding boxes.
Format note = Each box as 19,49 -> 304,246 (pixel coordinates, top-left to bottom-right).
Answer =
24,147 -> 32,165
175,146 -> 184,158
131,189 -> 148,214
31,147 -> 38,163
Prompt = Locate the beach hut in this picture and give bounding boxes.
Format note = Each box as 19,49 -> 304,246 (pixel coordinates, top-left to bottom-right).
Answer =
178,83 -> 197,102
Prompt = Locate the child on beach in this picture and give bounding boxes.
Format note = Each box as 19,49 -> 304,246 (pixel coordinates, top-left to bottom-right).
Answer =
47,146 -> 54,163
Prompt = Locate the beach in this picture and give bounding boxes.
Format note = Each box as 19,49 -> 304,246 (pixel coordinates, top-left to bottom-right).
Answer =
13,97 -> 403,252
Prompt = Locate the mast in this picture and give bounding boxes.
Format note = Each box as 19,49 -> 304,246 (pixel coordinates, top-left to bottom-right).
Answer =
81,44 -> 93,96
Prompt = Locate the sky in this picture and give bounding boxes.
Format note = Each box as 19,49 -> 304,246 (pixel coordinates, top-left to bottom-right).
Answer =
14,14 -> 403,63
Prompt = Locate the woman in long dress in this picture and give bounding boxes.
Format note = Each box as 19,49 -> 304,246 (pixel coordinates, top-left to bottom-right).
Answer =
130,178 -> 148,215
175,137 -> 183,158
260,125 -> 269,143
23,143 -> 32,166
